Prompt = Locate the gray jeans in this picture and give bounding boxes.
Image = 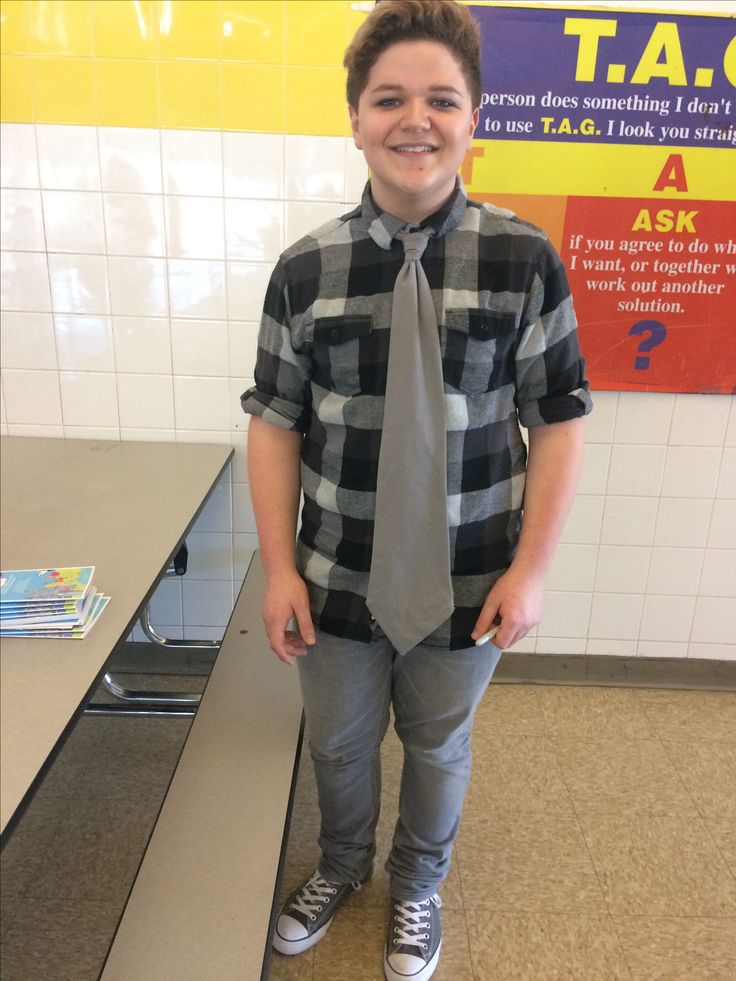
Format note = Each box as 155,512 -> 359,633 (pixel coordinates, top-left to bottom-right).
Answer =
296,627 -> 502,901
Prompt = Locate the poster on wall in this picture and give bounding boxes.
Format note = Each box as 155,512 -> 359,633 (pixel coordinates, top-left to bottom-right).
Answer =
465,3 -> 736,394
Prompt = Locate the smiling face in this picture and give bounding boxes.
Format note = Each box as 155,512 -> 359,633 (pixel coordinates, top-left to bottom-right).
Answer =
348,40 -> 479,224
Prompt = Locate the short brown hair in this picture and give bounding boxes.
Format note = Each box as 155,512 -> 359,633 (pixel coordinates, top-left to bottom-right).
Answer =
344,0 -> 482,110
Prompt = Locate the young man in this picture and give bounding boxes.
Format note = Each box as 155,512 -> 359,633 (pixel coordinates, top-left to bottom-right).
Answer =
242,2 -> 591,979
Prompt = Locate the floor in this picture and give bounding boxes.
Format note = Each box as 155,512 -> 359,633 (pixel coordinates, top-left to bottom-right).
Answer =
1,679 -> 735,980
270,684 -> 736,981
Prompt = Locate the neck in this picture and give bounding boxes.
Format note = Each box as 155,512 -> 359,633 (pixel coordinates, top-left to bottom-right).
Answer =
370,180 -> 458,225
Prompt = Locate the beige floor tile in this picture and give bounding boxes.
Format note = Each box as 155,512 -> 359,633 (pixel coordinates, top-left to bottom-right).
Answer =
579,813 -> 736,916
24,792 -> 160,904
472,685 -> 548,737
634,690 -> 736,741
538,686 -> 655,739
39,714 -> 191,803
662,738 -> 736,818
279,825 -> 322,906
464,734 -> 575,816
614,915 -> 736,981
429,908 -> 474,981
0,791 -> 65,931
456,810 -> 607,913
73,715 -> 191,795
554,736 -> 698,817
0,897 -> 120,981
466,910 -> 630,980
314,907 -> 386,979
267,947 -> 314,980
706,816 -> 736,874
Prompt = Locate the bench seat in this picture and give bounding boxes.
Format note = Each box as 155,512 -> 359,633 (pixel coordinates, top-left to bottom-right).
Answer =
101,552 -> 303,981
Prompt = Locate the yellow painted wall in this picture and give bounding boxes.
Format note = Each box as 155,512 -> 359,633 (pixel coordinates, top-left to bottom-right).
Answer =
0,0 -> 367,133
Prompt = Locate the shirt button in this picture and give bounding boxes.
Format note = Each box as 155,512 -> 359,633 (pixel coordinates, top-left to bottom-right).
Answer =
330,328 -> 340,339
369,615 -> 376,623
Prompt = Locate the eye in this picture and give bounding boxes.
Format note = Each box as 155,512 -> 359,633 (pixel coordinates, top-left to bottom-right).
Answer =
431,98 -> 458,109
377,98 -> 400,108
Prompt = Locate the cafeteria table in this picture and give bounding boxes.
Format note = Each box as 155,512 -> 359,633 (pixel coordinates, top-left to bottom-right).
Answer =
0,436 -> 233,839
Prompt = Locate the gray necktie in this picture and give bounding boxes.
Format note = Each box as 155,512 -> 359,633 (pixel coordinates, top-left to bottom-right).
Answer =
366,228 -> 454,655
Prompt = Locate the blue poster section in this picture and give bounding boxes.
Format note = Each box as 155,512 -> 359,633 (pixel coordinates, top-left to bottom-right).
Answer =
474,5 -> 735,149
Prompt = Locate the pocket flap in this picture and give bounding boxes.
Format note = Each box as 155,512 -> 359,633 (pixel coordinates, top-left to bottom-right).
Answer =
446,308 -> 516,341
314,316 -> 373,344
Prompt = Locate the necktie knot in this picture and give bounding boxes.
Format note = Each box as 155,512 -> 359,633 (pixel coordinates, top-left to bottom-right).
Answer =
396,228 -> 433,262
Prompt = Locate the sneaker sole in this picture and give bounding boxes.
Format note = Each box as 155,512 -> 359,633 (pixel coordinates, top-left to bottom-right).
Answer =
384,939 -> 442,981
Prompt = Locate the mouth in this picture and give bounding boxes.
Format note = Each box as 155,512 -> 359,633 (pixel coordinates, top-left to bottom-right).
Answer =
390,144 -> 439,154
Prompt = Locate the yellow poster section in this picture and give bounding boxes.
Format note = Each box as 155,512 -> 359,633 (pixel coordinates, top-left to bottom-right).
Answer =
464,140 -> 736,202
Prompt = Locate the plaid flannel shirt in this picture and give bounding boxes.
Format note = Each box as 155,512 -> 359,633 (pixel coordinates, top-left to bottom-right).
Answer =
241,181 -> 592,650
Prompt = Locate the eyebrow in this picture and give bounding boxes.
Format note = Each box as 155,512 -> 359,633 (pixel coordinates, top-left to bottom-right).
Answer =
369,84 -> 464,97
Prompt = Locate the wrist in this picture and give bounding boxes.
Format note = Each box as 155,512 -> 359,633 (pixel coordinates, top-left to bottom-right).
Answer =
507,552 -> 548,583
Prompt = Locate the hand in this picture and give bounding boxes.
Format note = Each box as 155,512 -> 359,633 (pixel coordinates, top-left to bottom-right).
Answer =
471,567 -> 545,650
262,570 -> 316,665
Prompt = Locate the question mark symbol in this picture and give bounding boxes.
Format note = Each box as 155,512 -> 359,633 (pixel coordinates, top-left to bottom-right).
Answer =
629,320 -> 667,370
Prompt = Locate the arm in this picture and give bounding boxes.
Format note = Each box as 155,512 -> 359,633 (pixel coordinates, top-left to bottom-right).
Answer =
247,416 -> 316,664
471,417 -> 584,649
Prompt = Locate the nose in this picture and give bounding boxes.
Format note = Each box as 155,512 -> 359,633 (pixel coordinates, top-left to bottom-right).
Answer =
400,98 -> 431,130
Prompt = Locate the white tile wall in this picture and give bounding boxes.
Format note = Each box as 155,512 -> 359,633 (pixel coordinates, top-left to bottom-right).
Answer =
104,193 -> 165,257
171,319 -> 229,377
36,125 -> 101,190
161,130 -> 223,196
42,190 -> 106,254
54,315 -> 115,372
99,127 -> 163,194
647,547 -> 704,596
1,312 -> 57,369
1,188 -> 45,250
2,251 -> 51,310
223,132 -> 284,199
1,122 -> 734,660
49,253 -> 109,314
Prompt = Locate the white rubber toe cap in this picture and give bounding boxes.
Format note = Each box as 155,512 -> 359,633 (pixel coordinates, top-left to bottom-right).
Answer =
385,941 -> 441,981
273,916 -> 330,956
276,914 -> 308,943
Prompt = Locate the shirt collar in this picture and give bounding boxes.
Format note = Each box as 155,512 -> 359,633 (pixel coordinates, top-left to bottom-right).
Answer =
363,178 -> 467,251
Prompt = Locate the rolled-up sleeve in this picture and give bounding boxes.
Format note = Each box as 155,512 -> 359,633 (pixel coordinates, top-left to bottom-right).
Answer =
240,259 -> 312,433
515,239 -> 593,428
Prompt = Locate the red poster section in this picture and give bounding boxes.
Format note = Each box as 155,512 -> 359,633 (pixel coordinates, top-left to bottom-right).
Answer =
561,198 -> 736,394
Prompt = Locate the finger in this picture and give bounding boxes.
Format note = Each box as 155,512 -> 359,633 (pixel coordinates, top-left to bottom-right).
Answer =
263,614 -> 298,664
493,625 -> 513,650
283,629 -> 309,656
293,604 -> 316,647
496,621 -> 530,650
471,604 -> 501,641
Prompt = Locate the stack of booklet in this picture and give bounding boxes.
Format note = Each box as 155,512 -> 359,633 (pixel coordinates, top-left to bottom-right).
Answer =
0,566 -> 110,639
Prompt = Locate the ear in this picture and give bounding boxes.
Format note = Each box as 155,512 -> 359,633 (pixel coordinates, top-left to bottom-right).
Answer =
348,105 -> 363,150
468,107 -> 480,143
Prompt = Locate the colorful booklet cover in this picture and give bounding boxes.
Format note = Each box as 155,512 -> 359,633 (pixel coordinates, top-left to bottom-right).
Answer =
0,567 -> 109,639
0,567 -> 94,605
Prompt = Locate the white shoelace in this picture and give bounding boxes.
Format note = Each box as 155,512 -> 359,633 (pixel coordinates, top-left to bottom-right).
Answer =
289,873 -> 337,919
391,897 -> 439,951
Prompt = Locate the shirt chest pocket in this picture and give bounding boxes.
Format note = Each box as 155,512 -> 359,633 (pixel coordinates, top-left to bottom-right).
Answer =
312,316 -> 373,396
442,308 -> 517,395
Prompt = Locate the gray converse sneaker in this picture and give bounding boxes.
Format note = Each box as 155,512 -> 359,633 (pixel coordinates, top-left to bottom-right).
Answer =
384,893 -> 442,981
273,869 -> 367,955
